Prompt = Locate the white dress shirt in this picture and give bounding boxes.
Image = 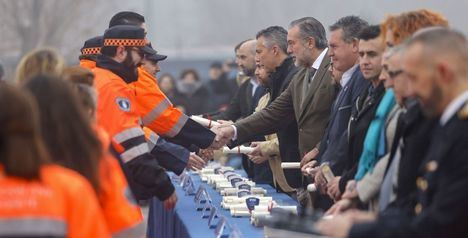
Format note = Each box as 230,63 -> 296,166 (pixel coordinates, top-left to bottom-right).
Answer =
440,90 -> 468,126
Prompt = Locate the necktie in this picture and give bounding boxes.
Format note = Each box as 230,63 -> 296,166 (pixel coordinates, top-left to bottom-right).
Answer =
302,68 -> 317,104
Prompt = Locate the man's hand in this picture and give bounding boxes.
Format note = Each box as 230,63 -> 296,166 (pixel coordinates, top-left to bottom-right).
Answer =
315,170 -> 328,194
315,212 -> 354,238
300,148 -> 319,167
342,180 -> 358,200
248,142 -> 264,157
325,199 -> 352,216
209,124 -> 235,149
301,160 -> 318,177
197,149 -> 214,162
186,153 -> 206,170
327,176 -> 342,201
163,192 -> 178,210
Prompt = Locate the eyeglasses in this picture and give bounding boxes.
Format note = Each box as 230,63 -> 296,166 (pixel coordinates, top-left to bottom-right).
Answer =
388,69 -> 403,79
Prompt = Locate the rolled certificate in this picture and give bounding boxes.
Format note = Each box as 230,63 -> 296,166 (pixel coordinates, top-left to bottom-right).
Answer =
321,163 -> 335,183
222,146 -> 255,154
190,115 -> 220,128
281,162 -> 301,169
307,183 -> 317,192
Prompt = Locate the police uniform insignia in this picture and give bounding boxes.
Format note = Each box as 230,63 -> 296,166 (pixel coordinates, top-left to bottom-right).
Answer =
458,102 -> 468,119
116,97 -> 131,112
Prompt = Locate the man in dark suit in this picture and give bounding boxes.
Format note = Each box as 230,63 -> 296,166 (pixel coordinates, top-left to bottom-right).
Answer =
326,24 -> 387,200
248,25 -> 302,191
207,39 -> 270,183
213,16 -> 336,157
212,18 -> 337,204
317,27 -> 468,238
300,17 -> 370,208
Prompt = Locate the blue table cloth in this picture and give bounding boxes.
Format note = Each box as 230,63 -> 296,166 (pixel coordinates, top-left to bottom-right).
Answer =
147,172 -> 298,238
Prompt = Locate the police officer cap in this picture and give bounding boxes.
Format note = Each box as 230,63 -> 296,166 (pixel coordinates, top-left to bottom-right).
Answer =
103,25 -> 154,55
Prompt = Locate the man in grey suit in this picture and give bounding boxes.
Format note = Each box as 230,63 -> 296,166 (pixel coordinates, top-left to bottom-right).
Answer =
212,18 -> 337,203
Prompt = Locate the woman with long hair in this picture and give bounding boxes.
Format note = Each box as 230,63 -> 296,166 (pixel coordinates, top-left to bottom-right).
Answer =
0,83 -> 109,237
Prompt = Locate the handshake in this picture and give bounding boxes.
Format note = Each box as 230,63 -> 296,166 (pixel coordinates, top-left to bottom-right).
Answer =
208,120 -> 237,149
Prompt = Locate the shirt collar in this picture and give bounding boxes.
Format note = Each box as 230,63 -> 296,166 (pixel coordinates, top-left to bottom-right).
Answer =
340,64 -> 359,87
440,90 -> 468,126
311,48 -> 328,71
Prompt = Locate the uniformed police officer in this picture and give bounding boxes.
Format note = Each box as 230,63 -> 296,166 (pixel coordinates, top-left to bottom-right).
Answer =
317,27 -> 468,238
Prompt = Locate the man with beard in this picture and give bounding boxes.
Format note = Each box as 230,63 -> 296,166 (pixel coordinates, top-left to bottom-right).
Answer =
209,39 -> 271,183
212,17 -> 337,206
317,27 -> 468,238
93,25 -> 177,206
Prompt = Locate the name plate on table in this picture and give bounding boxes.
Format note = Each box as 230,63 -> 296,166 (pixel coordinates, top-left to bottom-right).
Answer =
208,206 -> 218,227
179,172 -> 189,186
183,176 -> 195,195
214,216 -> 228,238
201,202 -> 212,218
194,186 -> 208,203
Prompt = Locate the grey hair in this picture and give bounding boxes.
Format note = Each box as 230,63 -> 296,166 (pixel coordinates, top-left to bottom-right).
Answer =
329,16 -> 369,43
256,26 -> 288,53
289,17 -> 327,49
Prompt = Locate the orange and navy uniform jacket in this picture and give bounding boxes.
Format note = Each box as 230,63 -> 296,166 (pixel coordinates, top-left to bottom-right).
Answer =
80,58 -> 215,150
0,165 -> 110,238
131,67 -> 215,149
95,127 -> 145,238
79,59 -> 97,70
93,55 -> 174,201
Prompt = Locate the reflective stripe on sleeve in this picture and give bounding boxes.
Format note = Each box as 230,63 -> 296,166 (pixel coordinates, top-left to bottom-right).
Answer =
121,143 -> 150,163
114,127 -> 145,144
0,218 -> 67,237
141,99 -> 171,126
163,114 -> 189,137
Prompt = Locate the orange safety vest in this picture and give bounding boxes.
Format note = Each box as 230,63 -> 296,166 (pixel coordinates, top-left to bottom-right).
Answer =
95,127 -> 145,238
80,59 -> 97,70
131,67 -> 188,137
0,165 -> 110,238
92,67 -> 148,163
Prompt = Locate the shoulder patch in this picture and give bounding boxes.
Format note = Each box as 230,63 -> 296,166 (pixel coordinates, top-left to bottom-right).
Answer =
458,102 -> 468,119
116,97 -> 131,112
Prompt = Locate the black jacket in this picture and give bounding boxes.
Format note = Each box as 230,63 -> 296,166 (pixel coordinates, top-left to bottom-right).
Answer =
349,100 -> 468,238
386,101 -> 437,213
267,57 -> 302,188
208,78 -> 266,121
338,82 -> 386,192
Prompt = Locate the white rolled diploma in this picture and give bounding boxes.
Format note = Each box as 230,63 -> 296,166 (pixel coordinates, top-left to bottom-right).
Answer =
223,196 -> 272,204
222,146 -> 255,154
307,183 -> 317,192
221,187 -> 266,196
190,115 -> 220,128
229,204 -> 270,213
222,201 -> 271,210
281,162 -> 301,169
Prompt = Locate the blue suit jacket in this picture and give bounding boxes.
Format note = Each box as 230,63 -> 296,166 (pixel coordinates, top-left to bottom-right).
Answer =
317,67 -> 369,174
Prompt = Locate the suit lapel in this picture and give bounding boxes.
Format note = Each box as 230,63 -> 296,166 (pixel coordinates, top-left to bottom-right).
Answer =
299,56 -> 331,121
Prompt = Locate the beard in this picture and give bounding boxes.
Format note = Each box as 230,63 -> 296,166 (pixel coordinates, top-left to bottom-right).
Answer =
241,66 -> 256,77
419,83 -> 443,118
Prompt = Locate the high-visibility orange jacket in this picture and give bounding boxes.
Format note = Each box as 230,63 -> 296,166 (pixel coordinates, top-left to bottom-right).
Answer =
95,127 -> 145,238
131,67 -> 215,148
80,59 -> 97,70
93,62 -> 174,201
0,165 -> 110,238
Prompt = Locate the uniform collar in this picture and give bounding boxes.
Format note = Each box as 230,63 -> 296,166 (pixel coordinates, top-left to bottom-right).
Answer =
440,90 -> 468,126
96,55 -> 139,83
